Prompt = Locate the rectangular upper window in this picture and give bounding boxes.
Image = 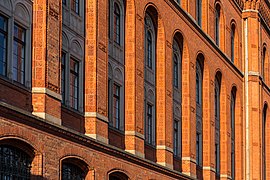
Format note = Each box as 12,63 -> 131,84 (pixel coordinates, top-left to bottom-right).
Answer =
71,0 -> 79,15
69,57 -> 79,110
113,83 -> 121,129
0,15 -> 7,77
13,24 -> 26,84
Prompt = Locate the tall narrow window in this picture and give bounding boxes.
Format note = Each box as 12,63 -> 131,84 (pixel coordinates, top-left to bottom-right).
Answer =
173,54 -> 178,88
0,145 -> 32,179
263,105 -> 267,180
71,0 -> 79,14
196,0 -> 202,27
13,24 -> 25,84
262,47 -> 266,79
215,5 -> 221,46
231,24 -> 235,62
144,13 -> 156,146
113,84 -> 121,129
146,104 -> 153,144
147,31 -> 153,69
61,52 -> 66,104
69,58 -> 79,110
231,90 -> 236,180
114,3 -> 121,44
108,0 -> 125,132
173,120 -> 179,155
0,15 -> 7,77
215,75 -> 221,176
196,59 -> 203,167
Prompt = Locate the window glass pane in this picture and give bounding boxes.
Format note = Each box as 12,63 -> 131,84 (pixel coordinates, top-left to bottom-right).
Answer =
70,58 -> 79,110
146,104 -> 153,144
147,31 -> 152,69
61,52 -> 66,104
0,145 -> 32,179
71,0 -> 79,14
62,163 -> 85,180
112,84 -> 121,129
173,120 -> 179,155
113,3 -> 121,44
13,24 -> 25,84
0,15 -> 7,76
174,54 -> 178,88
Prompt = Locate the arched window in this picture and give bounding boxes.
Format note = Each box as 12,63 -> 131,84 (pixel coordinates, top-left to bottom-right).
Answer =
0,2 -> 32,87
263,104 -> 267,180
61,40 -> 84,111
196,57 -> 203,168
262,47 -> 266,79
231,88 -> 236,180
109,171 -> 129,180
231,24 -> 236,62
144,12 -> 156,145
62,163 -> 86,180
147,31 -> 153,69
215,4 -> 221,46
108,0 -> 125,131
196,0 -> 202,27
215,74 -> 221,176
114,3 -> 121,44
0,145 -> 32,179
61,158 -> 88,180
173,38 -> 182,157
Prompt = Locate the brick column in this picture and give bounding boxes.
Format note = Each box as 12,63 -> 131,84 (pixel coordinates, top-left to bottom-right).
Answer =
243,8 -> 262,179
32,0 -> 62,125
220,83 -> 230,179
202,68 -> 216,179
155,19 -> 173,169
124,1 -> 145,158
84,0 -> 109,144
182,54 -> 196,178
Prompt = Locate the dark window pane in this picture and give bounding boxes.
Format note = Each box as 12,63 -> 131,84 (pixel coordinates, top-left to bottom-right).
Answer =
61,52 -> 66,104
71,0 -> 79,14
0,145 -> 32,179
13,24 -> 25,84
70,58 -> 79,110
0,15 -> 7,76
112,84 -> 121,129
147,31 -> 153,69
113,3 -> 121,44
62,163 -> 85,180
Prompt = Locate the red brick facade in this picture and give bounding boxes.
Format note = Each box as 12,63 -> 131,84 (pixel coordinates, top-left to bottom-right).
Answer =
0,0 -> 270,179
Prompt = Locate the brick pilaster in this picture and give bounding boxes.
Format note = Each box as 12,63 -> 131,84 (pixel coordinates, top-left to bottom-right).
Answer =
32,0 -> 62,124
124,0 -> 145,158
84,0 -> 109,144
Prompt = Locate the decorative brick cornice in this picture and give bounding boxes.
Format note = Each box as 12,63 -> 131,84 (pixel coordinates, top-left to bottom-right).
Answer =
234,0 -> 244,10
243,0 -> 260,10
0,102 -> 194,180
259,0 -> 270,29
